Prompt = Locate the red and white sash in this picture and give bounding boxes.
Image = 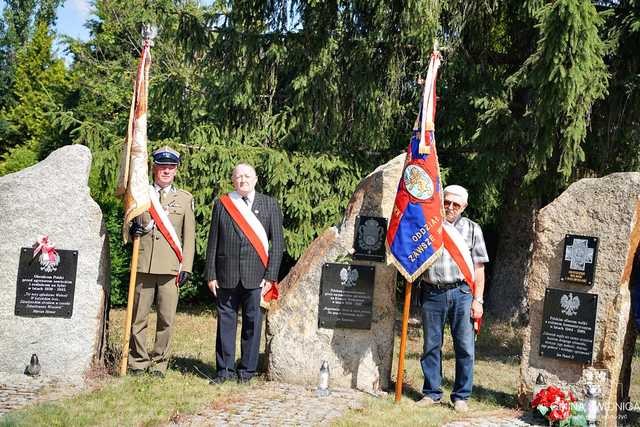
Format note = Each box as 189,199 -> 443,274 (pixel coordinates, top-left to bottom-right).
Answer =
220,192 -> 279,307
147,185 -> 183,276
220,192 -> 269,267
442,222 -> 481,331
442,222 -> 475,288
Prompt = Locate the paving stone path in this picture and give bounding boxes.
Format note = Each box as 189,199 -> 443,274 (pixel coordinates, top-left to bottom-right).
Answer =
169,381 -> 546,427
168,382 -> 367,427
0,372 -> 83,417
442,410 -> 545,427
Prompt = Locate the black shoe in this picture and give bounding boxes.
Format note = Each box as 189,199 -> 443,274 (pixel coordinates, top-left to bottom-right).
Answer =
209,375 -> 231,385
127,368 -> 146,376
149,370 -> 165,378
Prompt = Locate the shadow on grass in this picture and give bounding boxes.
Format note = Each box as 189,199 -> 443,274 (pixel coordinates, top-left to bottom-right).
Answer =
439,377 -> 518,408
170,351 -> 269,381
390,380 -> 424,402
393,374 -> 517,408
171,356 -> 217,380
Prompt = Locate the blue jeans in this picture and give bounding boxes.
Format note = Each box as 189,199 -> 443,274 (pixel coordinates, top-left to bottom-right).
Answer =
420,283 -> 475,402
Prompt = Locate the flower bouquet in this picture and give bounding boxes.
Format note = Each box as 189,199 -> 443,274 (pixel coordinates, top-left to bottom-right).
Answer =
531,385 -> 587,426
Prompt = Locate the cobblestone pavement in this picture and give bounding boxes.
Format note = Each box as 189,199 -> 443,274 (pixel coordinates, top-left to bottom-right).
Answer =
442,410 -> 545,427
168,382 -> 367,427
169,381 -> 547,427
0,372 -> 84,417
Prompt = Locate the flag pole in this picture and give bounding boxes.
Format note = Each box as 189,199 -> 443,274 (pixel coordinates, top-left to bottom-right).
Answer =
395,280 -> 413,402
119,236 -> 140,376
118,24 -> 157,376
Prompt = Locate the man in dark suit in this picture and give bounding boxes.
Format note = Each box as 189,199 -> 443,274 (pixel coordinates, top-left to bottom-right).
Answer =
206,163 -> 284,384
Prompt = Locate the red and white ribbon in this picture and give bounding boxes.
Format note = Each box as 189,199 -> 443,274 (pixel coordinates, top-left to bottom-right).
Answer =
220,192 -> 269,267
147,185 -> 184,282
33,235 -> 57,262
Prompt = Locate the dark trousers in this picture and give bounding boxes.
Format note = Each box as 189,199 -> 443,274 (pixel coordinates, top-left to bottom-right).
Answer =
215,283 -> 262,379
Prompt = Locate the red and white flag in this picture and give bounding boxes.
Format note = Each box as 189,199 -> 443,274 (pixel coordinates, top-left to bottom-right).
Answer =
116,41 -> 152,238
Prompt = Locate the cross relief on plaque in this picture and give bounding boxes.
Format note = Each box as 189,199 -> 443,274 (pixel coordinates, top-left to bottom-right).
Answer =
564,238 -> 594,271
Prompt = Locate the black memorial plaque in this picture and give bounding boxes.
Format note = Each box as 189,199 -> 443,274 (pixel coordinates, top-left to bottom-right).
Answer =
560,234 -> 599,285
14,247 -> 78,318
318,263 -> 375,330
539,288 -> 598,363
353,216 -> 387,262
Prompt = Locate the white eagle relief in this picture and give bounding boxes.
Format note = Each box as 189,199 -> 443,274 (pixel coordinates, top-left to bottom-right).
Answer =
339,267 -> 359,288
39,251 -> 60,273
560,292 -> 580,316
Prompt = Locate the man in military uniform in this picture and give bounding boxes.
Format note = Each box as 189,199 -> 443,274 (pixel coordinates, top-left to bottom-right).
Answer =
128,146 -> 196,377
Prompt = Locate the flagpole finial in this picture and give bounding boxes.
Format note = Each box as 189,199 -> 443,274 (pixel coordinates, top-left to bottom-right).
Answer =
142,24 -> 158,46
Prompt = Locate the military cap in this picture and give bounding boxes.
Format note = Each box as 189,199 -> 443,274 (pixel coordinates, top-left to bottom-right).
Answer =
152,146 -> 180,165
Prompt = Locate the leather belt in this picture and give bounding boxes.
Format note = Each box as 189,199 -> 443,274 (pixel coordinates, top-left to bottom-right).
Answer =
421,279 -> 466,290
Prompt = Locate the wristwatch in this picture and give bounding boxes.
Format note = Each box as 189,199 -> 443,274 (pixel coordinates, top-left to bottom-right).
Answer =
473,296 -> 484,304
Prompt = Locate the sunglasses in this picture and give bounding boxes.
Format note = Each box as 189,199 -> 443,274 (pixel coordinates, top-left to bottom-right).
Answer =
444,199 -> 462,209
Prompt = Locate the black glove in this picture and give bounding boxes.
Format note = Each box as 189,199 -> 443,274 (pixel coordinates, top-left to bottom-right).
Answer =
177,271 -> 190,287
129,222 -> 145,237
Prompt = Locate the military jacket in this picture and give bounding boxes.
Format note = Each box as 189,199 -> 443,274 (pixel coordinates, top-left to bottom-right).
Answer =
136,186 -> 196,275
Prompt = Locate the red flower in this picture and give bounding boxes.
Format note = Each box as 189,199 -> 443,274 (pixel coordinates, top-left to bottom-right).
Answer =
532,385 -> 573,422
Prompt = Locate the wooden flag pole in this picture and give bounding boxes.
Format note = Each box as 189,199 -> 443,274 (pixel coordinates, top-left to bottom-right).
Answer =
119,236 -> 141,376
395,280 -> 413,402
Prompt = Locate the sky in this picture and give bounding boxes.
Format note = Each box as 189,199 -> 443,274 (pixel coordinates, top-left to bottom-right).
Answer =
0,0 -> 93,62
0,0 -> 93,40
55,0 -> 93,41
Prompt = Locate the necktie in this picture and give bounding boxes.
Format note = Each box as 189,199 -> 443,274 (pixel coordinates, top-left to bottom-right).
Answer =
242,196 -> 249,205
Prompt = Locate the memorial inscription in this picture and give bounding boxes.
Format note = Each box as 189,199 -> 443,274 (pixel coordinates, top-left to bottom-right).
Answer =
14,247 -> 78,318
539,288 -> 598,363
318,263 -> 375,330
353,216 -> 387,262
560,234 -> 599,285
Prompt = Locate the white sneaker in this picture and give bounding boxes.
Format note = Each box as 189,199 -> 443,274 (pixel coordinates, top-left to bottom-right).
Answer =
453,400 -> 469,412
416,396 -> 439,407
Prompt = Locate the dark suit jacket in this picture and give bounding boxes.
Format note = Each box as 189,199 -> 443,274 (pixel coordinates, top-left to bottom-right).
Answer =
205,192 -> 285,289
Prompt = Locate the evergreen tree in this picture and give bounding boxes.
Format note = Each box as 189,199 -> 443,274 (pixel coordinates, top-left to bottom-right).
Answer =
0,21 -> 69,175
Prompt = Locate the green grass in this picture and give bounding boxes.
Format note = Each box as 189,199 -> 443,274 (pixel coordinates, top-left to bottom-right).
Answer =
335,320 -> 524,426
1,305 -> 238,427
1,373 -> 241,427
2,307 -> 640,426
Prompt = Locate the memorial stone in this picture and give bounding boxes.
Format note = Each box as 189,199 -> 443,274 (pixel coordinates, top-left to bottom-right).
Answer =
519,172 -> 640,426
266,154 -> 404,393
0,145 -> 109,381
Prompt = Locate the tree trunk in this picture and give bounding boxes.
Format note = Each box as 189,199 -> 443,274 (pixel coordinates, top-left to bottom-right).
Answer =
486,193 -> 540,323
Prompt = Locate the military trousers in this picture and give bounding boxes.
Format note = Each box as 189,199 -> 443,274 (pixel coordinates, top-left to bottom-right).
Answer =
129,273 -> 179,373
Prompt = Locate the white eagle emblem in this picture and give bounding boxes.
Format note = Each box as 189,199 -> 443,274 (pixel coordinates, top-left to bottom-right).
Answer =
339,267 -> 359,288
560,292 -> 580,316
39,251 -> 60,273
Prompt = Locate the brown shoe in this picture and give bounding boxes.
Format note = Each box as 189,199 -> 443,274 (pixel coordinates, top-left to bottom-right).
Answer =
453,400 -> 469,412
416,396 -> 439,407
